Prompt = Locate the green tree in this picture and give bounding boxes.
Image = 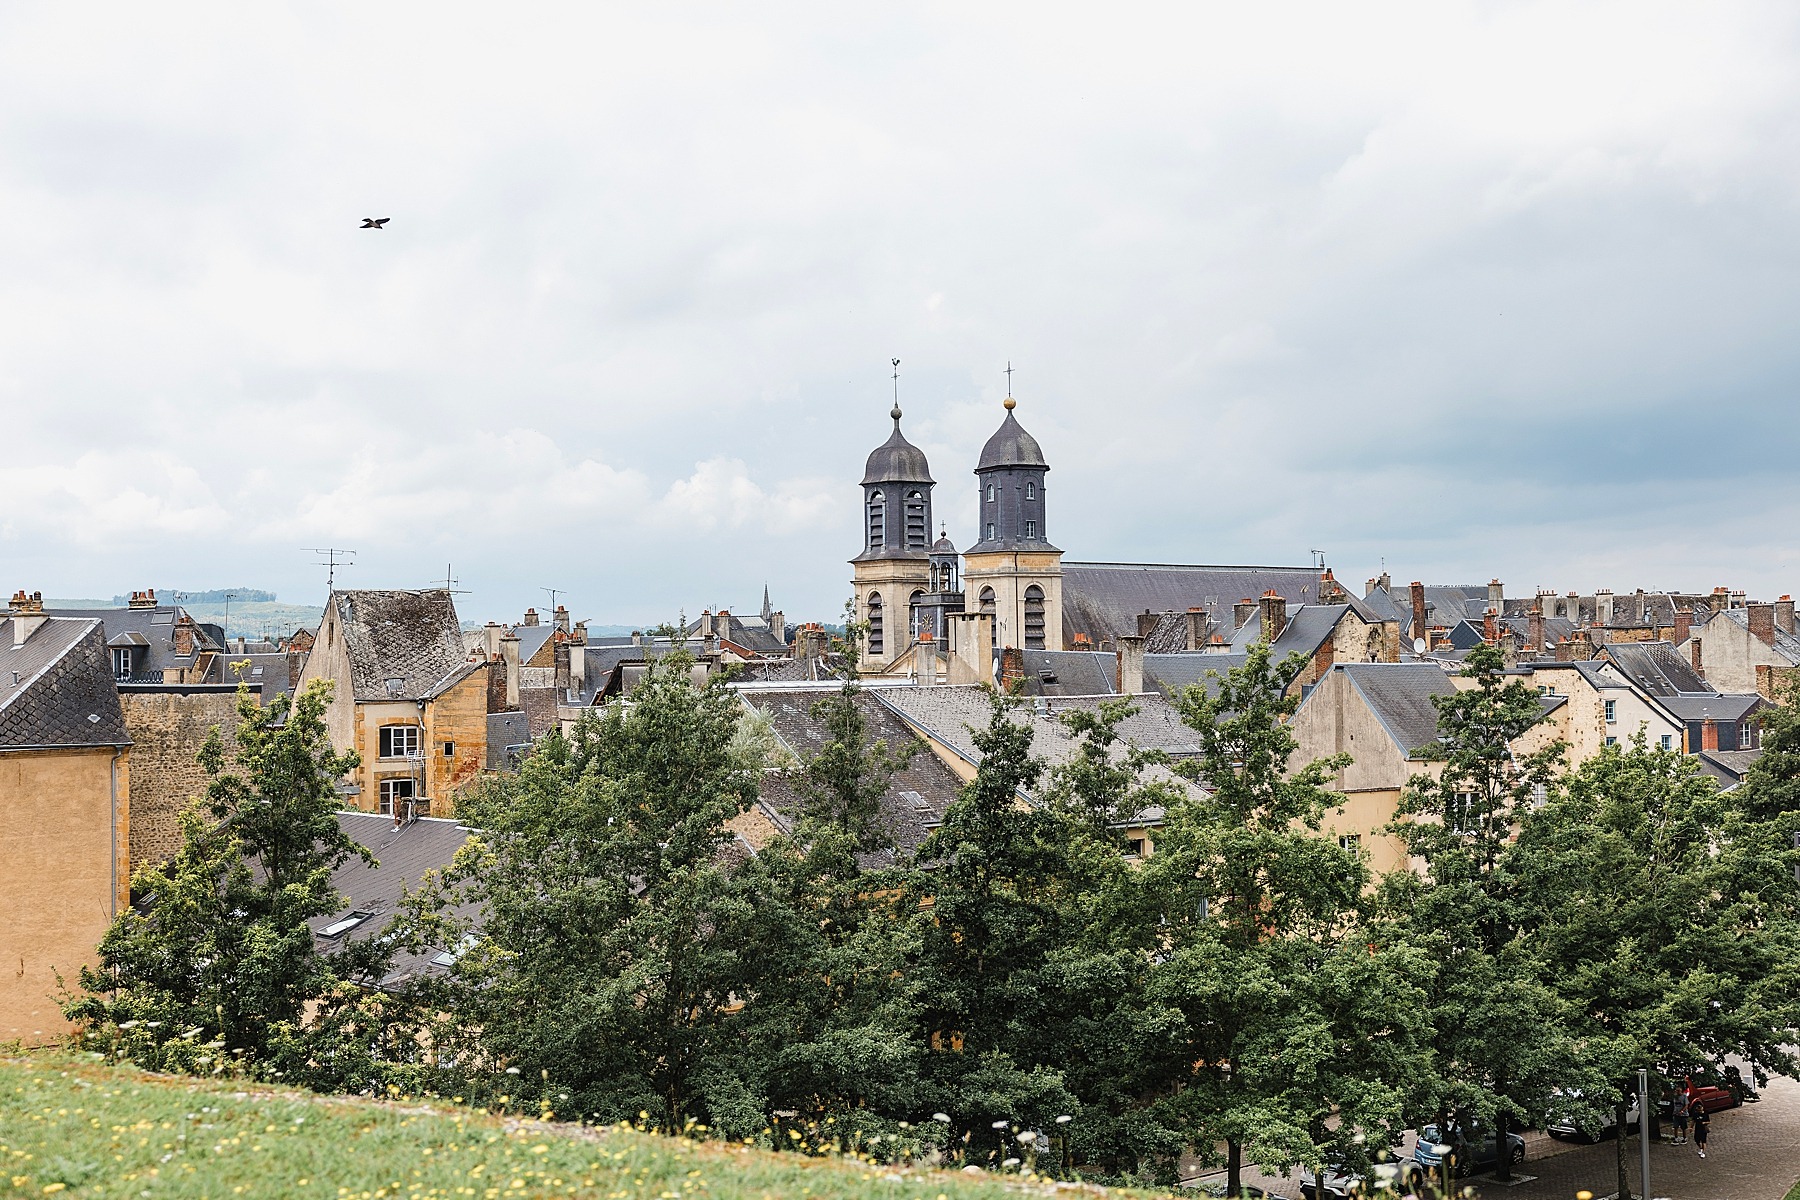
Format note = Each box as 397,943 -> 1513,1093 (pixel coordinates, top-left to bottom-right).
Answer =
414,649 -> 763,1130
1378,642 -> 1571,1183
66,680 -> 375,1077
1514,735 -> 1800,1200
1146,643 -> 1432,1198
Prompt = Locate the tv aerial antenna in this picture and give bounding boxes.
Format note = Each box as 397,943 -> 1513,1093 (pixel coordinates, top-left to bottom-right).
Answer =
308,548 -> 356,589
430,564 -> 471,595
541,587 -> 564,613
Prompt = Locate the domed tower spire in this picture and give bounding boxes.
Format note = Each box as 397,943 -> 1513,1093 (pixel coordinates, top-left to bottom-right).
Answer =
851,359 -> 937,670
962,364 -> 1063,651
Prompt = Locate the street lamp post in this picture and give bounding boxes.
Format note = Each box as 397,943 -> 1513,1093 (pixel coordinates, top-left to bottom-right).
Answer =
1639,1068 -> 1652,1200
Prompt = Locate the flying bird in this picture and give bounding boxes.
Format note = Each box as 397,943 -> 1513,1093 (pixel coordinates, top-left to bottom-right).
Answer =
360,217 -> 390,229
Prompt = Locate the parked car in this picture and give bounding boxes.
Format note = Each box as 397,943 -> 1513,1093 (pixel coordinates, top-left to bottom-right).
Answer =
1297,1159 -> 1358,1200
1546,1089 -> 1648,1141
1408,1120 -> 1525,1181
1190,1183 -> 1288,1199
1676,1072 -> 1747,1114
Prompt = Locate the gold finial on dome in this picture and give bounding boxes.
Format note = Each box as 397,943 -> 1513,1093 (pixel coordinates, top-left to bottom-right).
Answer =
1003,360 -> 1016,409
1004,395 -> 1016,410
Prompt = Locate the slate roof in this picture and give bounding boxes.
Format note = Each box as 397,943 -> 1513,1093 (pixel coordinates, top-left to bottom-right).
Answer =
862,412 -> 935,484
314,812 -> 479,987
45,603 -> 221,683
1364,584 -> 1493,631
0,618 -> 131,750
1657,694 -> 1765,724
731,655 -> 846,684
204,651 -> 304,700
1143,652 -> 1249,700
1019,650 -> 1117,696
510,624 -> 556,668
1602,641 -> 1712,697
1229,603 -> 1351,658
1696,748 -> 1762,788
1333,662 -> 1459,759
486,711 -> 531,770
1061,562 -> 1323,647
741,687 -> 965,866
330,590 -> 471,702
976,408 -> 1049,470
877,685 -> 1203,769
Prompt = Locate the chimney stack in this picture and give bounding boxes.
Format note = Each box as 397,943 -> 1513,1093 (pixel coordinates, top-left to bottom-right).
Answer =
1528,603 -> 1545,653
553,634 -> 571,691
172,613 -> 196,657
1233,598 -> 1258,630
1488,579 -> 1504,611
8,591 -> 48,648
1673,607 -> 1693,646
1410,582 -> 1428,649
1259,590 -> 1288,644
569,636 -> 586,691
573,619 -> 588,645
500,629 -> 522,709
770,610 -> 786,645
1137,610 -> 1159,638
1777,596 -> 1796,636
553,605 -> 570,635
522,607 -> 540,627
1596,589 -> 1614,628
1702,716 -> 1720,752
1691,634 -> 1705,678
1186,607 -> 1208,651
1117,634 -> 1146,695
698,610 -> 714,637
1320,568 -> 1347,605
128,589 -> 158,610
1749,602 -> 1777,646
1569,629 -> 1595,661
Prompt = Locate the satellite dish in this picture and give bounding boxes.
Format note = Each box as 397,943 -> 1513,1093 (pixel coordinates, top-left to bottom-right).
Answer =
1413,637 -> 1428,654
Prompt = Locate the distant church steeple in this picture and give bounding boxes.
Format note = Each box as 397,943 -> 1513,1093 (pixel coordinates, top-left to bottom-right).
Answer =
850,362 -> 937,668
962,373 -> 1063,651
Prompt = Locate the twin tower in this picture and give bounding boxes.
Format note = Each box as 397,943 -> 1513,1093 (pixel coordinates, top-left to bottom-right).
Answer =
850,393 -> 1064,670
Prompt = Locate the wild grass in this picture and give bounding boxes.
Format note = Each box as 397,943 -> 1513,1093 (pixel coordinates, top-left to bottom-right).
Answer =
0,1053 -> 1123,1200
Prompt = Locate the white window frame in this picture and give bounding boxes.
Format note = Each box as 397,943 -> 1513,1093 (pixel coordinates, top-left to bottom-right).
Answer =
1024,520 -> 1037,537
379,724 -> 422,759
1660,734 -> 1673,750
1025,481 -> 1036,500
1741,721 -> 1753,747
1604,699 -> 1617,724
378,777 -> 415,815
111,648 -> 132,680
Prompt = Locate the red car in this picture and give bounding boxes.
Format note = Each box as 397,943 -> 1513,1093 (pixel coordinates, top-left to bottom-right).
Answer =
1679,1076 -> 1746,1115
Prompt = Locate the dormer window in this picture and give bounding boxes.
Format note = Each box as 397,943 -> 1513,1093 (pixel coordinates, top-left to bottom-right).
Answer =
111,648 -> 133,680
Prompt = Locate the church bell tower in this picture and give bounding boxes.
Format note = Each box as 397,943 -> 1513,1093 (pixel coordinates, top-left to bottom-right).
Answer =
850,401 -> 935,669
962,389 -> 1063,651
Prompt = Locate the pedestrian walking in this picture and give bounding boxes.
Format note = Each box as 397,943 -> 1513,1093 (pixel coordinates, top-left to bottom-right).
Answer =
1671,1088 -> 1690,1145
1693,1104 -> 1711,1158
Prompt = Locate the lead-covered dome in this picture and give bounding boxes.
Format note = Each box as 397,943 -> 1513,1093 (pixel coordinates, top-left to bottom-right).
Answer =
976,408 -> 1048,471
861,406 -> 935,484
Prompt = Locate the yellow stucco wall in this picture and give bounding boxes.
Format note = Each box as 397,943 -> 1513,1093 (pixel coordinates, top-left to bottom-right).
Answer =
962,550 -> 1064,652
0,746 -> 128,1044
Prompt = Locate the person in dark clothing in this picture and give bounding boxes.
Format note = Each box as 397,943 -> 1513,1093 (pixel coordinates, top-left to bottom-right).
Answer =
1671,1089 -> 1690,1145
1693,1105 -> 1711,1158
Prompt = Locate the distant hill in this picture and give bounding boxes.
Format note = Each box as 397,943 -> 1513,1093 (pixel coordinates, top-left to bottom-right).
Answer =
47,596 -> 324,641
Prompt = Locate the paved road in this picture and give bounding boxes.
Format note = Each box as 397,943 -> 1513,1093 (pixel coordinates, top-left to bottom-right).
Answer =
1191,1072 -> 1800,1200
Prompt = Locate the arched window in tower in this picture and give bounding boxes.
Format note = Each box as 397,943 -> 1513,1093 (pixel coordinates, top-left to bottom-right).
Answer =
905,490 -> 928,548
867,494 -> 885,550
986,482 -> 995,502
1026,481 -> 1036,500
867,592 -> 884,657
979,587 -> 996,619
1024,585 -> 1046,650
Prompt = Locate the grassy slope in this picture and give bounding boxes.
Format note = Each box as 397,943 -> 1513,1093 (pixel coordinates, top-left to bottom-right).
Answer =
0,1055 -> 1112,1200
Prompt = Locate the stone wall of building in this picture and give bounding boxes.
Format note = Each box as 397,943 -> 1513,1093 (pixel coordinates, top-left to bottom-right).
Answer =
119,690 -> 243,869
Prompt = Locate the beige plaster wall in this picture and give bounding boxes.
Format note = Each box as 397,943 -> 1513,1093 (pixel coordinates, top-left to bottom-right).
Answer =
962,550 -> 1064,652
0,746 -> 128,1044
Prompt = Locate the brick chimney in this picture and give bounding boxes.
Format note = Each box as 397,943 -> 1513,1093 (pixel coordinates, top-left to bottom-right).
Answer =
553,605 -> 571,635
522,607 -> 540,627
1259,590 -> 1288,644
1117,634 -> 1146,695
1569,629 -> 1595,661
1691,635 -> 1705,679
1411,582 -> 1428,649
1234,598 -> 1257,630
797,625 -> 828,661
553,634 -> 571,691
1186,607 -> 1208,651
1528,603 -> 1545,653
1673,607 -> 1692,645
128,589 -> 158,610
8,590 -> 47,647
1488,579 -> 1504,611
1749,601 -> 1777,647
172,613 -> 196,656
999,646 -> 1025,690
1778,596 -> 1796,636
1554,636 -> 1575,663
1320,568 -> 1347,605
1483,607 -> 1499,646
1702,717 -> 1720,752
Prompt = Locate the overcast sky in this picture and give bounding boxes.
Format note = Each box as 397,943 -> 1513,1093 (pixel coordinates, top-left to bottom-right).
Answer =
4,2 -> 1800,627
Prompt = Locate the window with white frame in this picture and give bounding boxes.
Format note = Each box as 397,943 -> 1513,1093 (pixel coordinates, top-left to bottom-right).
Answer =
1449,792 -> 1478,835
1025,481 -> 1036,500
1660,734 -> 1673,750
1338,833 -> 1362,853
1024,520 -> 1037,538
1741,721 -> 1754,748
378,777 -> 414,815
379,725 -> 422,759
1604,699 -> 1617,723
111,648 -> 133,680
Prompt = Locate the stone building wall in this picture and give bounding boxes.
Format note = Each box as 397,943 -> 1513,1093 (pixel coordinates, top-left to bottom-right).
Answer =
118,690 -> 243,869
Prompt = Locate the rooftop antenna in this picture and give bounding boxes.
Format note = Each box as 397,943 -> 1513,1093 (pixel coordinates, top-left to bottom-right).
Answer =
431,563 -> 471,595
222,590 -> 236,636
1004,361 -> 1015,410
541,587 -> 564,613
308,547 -> 356,589
1311,549 -> 1327,570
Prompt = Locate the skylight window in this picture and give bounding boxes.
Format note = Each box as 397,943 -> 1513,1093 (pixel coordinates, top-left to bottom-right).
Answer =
320,911 -> 374,938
